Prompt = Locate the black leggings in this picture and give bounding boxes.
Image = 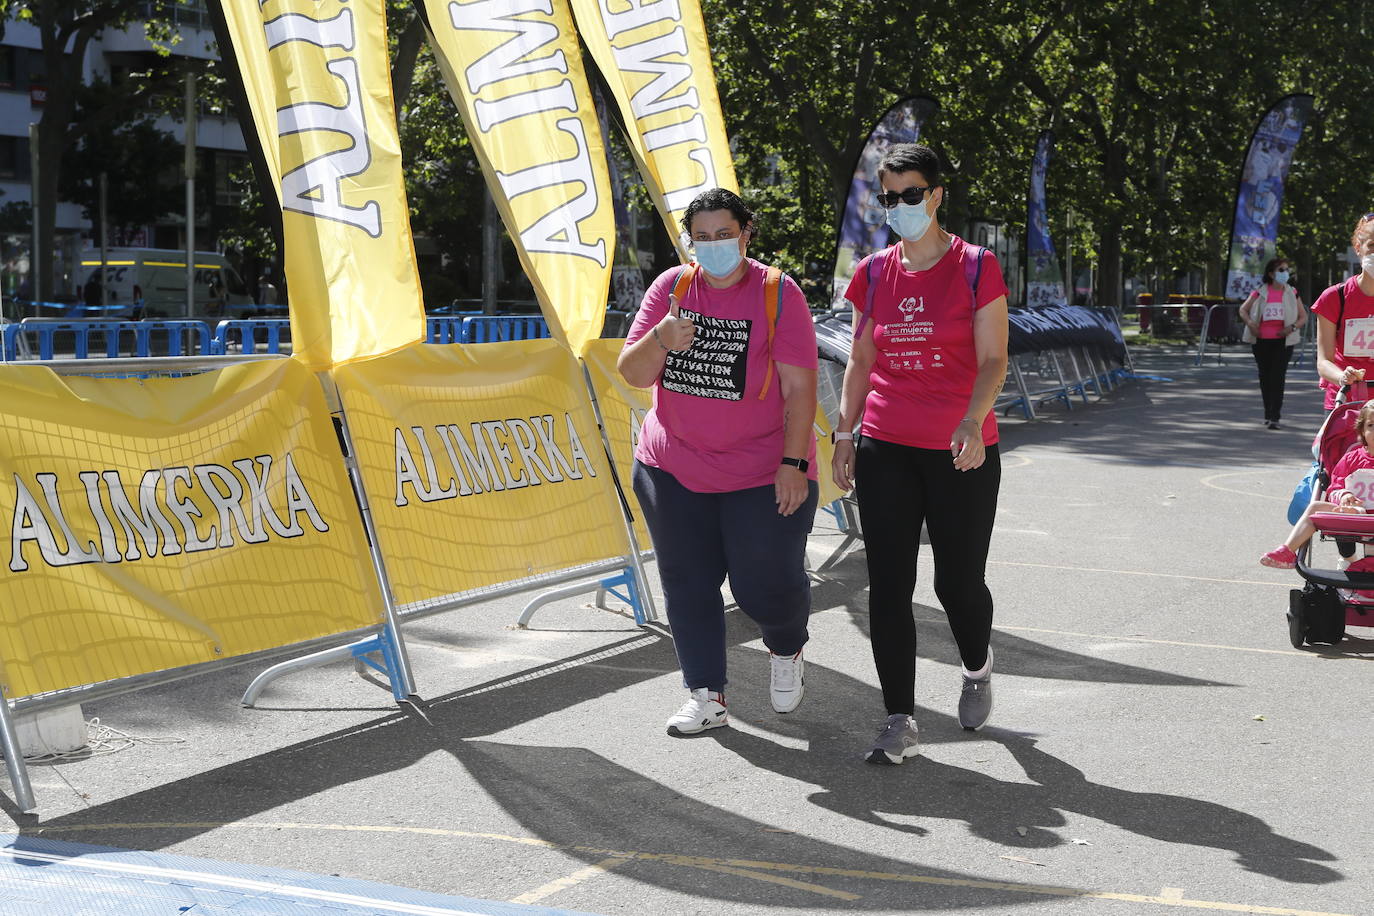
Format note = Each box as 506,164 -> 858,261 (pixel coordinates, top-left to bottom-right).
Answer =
1251,338 -> 1294,422
855,435 -> 1000,716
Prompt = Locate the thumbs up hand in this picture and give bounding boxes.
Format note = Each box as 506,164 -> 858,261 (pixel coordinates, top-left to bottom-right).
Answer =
655,294 -> 695,351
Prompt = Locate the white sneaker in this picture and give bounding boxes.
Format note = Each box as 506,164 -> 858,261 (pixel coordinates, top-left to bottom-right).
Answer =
666,688 -> 728,736
769,649 -> 805,713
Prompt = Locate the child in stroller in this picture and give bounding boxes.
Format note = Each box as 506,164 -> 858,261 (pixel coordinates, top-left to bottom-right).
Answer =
1261,398 -> 1374,569
1263,395 -> 1374,646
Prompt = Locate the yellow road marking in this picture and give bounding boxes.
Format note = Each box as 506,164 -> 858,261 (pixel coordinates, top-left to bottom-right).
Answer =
34,822 -> 1353,916
1163,888 -> 1187,900
990,559 -> 1290,588
1199,471 -> 1290,503
669,859 -> 859,900
508,856 -> 630,905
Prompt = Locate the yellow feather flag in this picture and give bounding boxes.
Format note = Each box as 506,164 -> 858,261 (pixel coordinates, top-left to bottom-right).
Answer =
217,0 -> 426,369
569,0 -> 737,260
417,0 -> 615,357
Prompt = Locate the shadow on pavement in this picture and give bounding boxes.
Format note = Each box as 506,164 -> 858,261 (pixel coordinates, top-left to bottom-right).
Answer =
17,600 -> 1335,906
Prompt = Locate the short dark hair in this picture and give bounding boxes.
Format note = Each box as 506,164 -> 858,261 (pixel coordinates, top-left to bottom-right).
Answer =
680,188 -> 756,237
878,144 -> 941,186
1262,257 -> 1288,285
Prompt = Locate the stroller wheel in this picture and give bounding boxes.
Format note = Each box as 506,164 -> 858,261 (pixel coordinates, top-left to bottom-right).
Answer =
1338,538 -> 1358,558
1286,608 -> 1306,649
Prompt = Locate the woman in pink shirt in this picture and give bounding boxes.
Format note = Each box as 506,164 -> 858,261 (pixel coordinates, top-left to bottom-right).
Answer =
1313,214 -> 1374,408
830,144 -> 1010,764
619,189 -> 819,737
1238,257 -> 1305,430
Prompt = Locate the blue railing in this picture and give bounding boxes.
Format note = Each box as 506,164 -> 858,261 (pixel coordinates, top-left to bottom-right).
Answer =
460,315 -> 550,343
211,319 -> 291,355
1,314 -> 555,361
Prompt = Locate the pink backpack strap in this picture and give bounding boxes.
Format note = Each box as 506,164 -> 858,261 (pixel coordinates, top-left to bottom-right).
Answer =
963,245 -> 988,306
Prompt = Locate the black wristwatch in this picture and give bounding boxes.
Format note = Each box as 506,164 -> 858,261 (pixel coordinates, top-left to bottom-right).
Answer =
780,457 -> 809,473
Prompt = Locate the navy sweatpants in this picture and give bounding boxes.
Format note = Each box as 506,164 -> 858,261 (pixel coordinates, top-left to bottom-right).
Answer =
633,462 -> 818,692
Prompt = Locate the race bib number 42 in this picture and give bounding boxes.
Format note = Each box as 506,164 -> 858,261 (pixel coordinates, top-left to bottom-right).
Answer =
1345,317 -> 1374,357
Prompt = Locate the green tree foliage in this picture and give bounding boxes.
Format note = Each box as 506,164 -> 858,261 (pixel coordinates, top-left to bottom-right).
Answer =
59,94 -> 182,236
701,0 -> 1374,309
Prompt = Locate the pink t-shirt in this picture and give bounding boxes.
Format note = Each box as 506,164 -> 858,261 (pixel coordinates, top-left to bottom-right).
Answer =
626,259 -> 818,493
843,236 -> 1009,450
1328,445 -> 1374,502
1313,277 -> 1374,408
1258,286 -> 1286,339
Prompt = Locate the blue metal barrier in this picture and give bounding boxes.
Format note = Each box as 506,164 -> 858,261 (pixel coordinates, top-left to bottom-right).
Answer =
20,320 -> 131,359
211,319 -> 290,355
6,319 -> 212,360
133,320 -> 211,357
460,315 -> 550,343
426,317 -> 465,344
2,324 -> 23,361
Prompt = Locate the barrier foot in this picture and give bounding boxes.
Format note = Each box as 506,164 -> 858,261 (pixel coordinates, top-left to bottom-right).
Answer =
0,698 -> 37,814
516,567 -> 644,628
241,631 -> 407,708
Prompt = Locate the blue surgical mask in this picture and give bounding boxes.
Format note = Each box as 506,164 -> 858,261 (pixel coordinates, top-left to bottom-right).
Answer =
1274,270 -> 1290,284
693,237 -> 745,278
886,201 -> 932,241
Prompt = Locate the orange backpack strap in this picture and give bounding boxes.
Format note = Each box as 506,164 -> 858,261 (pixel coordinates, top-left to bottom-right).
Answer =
757,266 -> 784,400
671,263 -> 699,303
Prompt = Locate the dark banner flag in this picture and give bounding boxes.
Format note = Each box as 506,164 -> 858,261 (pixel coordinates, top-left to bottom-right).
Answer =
1026,131 -> 1067,308
829,96 -> 938,308
1225,94 -> 1314,300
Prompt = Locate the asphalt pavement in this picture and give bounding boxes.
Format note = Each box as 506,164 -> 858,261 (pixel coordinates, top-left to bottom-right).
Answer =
1,344 -> 1368,916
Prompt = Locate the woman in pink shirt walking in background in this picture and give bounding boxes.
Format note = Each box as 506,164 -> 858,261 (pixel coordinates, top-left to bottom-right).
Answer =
1312,214 -> 1374,408
1238,257 -> 1305,430
830,144 -> 1009,764
619,189 -> 819,737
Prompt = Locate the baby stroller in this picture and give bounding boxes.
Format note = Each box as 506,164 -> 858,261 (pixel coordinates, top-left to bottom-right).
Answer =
1290,388 -> 1374,647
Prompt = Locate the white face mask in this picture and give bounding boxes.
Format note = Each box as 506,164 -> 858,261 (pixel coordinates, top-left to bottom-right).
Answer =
1362,254 -> 1374,277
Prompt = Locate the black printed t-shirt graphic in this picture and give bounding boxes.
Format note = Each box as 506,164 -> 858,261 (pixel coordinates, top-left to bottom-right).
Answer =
661,308 -> 753,401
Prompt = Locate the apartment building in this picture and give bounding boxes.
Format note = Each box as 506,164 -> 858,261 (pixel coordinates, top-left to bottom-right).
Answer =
0,2 -> 248,304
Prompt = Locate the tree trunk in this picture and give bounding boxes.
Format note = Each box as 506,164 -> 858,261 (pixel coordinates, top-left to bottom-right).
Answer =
1098,216 -> 1123,312
34,111 -> 70,302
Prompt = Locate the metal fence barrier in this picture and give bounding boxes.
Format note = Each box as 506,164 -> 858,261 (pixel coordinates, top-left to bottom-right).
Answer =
3,318 -> 212,360
460,315 -> 551,343
211,319 -> 292,355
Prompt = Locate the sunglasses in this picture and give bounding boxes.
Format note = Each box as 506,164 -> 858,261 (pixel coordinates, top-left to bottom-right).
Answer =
1362,212 -> 1374,222
874,187 -> 933,209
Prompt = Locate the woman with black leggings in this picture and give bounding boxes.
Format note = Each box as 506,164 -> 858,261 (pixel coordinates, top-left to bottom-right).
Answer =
1238,256 -> 1305,430
830,144 -> 1010,764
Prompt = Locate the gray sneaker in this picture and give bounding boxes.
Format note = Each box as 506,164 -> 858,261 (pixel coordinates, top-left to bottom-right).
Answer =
865,713 -> 919,765
958,649 -> 993,731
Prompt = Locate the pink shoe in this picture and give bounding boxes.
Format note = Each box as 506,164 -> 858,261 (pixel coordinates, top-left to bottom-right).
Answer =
1260,545 -> 1297,569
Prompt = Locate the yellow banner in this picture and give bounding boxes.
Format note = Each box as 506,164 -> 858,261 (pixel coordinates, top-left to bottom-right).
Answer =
334,341 -> 630,606
419,0 -> 615,356
218,0 -> 426,369
569,0 -> 737,260
0,360 -> 383,700
581,339 -> 651,547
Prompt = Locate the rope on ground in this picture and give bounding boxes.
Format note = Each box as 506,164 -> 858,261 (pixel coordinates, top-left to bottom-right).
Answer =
25,717 -> 186,763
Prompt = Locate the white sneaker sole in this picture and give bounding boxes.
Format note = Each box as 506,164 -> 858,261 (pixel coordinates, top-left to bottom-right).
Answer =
666,714 -> 728,737
866,744 -> 919,765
